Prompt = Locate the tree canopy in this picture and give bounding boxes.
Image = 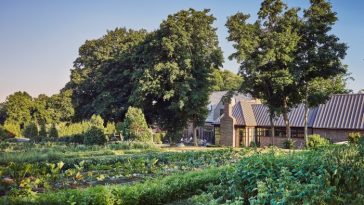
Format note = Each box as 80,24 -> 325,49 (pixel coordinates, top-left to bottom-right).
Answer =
131,9 -> 223,143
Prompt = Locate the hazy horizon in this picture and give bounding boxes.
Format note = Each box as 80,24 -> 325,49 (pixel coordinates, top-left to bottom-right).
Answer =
1,0 -> 363,102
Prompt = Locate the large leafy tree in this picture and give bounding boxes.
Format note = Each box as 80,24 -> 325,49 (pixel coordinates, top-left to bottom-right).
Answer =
132,9 -> 223,144
293,0 -> 348,144
65,28 -> 148,121
4,91 -> 33,126
227,0 -> 301,140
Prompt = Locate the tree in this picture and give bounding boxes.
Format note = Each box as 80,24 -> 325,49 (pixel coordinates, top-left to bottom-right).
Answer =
132,9 -> 223,145
211,69 -> 243,91
65,28 -> 148,121
122,107 -> 152,142
0,103 -> 6,125
293,0 -> 348,145
3,121 -> 21,137
4,91 -> 33,126
226,0 -> 301,140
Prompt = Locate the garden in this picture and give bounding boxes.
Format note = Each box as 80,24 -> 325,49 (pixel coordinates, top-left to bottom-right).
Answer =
1,134 -> 364,205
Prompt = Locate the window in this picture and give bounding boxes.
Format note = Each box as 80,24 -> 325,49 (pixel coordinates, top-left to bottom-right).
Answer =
220,109 -> 224,116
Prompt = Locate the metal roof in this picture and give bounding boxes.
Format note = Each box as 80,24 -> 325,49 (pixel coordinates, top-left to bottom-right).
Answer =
252,104 -> 318,127
213,94 -> 364,130
313,94 -> 364,129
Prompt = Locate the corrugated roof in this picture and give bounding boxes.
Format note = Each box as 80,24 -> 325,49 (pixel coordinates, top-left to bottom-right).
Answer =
313,94 -> 364,129
251,104 -> 318,127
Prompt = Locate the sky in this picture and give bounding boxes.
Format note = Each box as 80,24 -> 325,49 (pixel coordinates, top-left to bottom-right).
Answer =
0,0 -> 363,102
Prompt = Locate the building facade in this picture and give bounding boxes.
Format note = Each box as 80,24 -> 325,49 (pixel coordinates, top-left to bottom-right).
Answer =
212,94 -> 364,147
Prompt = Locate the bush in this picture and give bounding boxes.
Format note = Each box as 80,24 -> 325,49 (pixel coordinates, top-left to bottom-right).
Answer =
48,124 -> 59,139
83,126 -> 108,145
23,122 -> 39,142
348,132 -> 362,144
122,107 -> 152,142
0,125 -> 14,140
153,132 -> 165,144
307,134 -> 330,148
39,123 -> 47,138
282,138 -> 295,149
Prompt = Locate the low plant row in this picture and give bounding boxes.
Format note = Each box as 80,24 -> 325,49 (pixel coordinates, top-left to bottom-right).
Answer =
0,149 -> 246,196
1,166 -> 231,205
205,144 -> 364,205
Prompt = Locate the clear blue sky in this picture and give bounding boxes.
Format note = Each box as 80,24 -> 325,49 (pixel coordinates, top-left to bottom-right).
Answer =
0,0 -> 363,102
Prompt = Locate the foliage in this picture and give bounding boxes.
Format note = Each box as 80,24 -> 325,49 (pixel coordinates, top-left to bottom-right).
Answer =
0,125 -> 14,140
131,9 -> 223,144
211,145 -> 364,204
211,69 -> 243,91
48,124 -> 59,139
226,0 -> 302,139
105,122 -> 116,136
38,123 -> 47,138
4,91 -> 33,126
122,107 -> 152,142
3,122 -> 21,138
23,122 -> 39,141
153,132 -> 165,144
282,138 -> 295,149
1,166 -> 229,205
348,132 -> 362,144
64,28 -> 148,122
83,126 -> 108,145
307,134 -> 330,148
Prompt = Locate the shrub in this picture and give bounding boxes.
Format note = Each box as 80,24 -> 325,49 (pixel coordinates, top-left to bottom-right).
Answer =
153,132 -> 165,144
307,134 -> 330,148
39,123 -> 47,138
282,138 -> 295,149
348,132 -> 362,144
0,125 -> 14,140
48,124 -> 59,139
122,107 -> 152,142
90,114 -> 104,128
23,122 -> 39,142
83,126 -> 108,145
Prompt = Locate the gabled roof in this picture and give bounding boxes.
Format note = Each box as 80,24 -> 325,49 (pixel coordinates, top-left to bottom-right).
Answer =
313,94 -> 364,129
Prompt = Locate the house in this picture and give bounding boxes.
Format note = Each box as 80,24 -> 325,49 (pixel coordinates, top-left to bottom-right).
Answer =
213,93 -> 364,147
182,91 -> 254,144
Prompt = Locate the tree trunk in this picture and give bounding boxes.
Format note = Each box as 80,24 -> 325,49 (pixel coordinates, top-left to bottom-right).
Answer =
304,89 -> 309,146
269,114 -> 275,146
283,99 -> 291,139
192,122 -> 198,146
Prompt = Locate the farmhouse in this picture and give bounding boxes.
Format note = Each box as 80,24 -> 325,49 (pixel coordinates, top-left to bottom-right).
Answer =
202,92 -> 364,147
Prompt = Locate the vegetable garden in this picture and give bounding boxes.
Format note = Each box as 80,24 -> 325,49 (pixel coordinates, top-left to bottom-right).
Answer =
1,141 -> 364,204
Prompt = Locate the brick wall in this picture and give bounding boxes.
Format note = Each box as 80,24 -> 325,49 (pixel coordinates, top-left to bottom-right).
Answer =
313,129 -> 364,143
220,102 -> 236,147
259,136 -> 305,148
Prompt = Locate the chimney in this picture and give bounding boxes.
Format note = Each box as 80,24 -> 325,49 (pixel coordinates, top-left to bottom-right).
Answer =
224,97 -> 234,116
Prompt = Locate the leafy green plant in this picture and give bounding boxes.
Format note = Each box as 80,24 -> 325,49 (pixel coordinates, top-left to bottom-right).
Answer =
282,139 -> 295,149
83,126 -> 108,145
153,132 -> 165,144
348,132 -> 362,144
48,124 -> 59,139
307,134 -> 330,148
